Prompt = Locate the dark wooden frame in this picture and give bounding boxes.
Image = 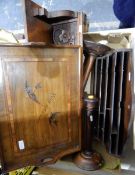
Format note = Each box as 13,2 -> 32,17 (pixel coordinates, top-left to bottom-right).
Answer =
90,49 -> 135,155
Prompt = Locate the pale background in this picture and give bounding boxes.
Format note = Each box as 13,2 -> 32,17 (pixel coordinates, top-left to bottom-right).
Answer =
0,0 -> 119,31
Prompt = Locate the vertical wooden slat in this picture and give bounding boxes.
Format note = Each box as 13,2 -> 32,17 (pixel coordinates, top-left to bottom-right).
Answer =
101,57 -> 109,142
92,49 -> 132,156
93,59 -> 98,136
94,59 -> 98,95
108,53 -> 117,153
93,59 -> 102,137
118,51 -> 132,155
105,55 -> 113,144
96,59 -> 103,138
99,58 -> 106,140
114,51 -> 124,154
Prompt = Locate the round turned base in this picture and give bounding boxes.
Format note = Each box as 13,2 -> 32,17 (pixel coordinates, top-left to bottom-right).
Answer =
74,151 -> 103,171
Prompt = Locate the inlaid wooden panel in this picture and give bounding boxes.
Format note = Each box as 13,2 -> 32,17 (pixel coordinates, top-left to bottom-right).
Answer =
0,45 -> 82,173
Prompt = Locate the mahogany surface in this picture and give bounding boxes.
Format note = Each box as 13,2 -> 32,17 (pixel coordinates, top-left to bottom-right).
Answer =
83,40 -> 112,91
0,45 -> 82,173
74,95 -> 103,171
33,7 -> 78,24
22,0 -> 52,43
23,0 -> 88,45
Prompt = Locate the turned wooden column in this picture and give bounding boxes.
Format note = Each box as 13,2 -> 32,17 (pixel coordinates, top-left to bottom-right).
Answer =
83,40 -> 112,90
83,52 -> 96,90
74,41 -> 112,171
74,95 -> 103,170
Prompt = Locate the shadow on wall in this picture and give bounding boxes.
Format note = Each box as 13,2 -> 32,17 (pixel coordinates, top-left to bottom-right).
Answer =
0,0 -> 119,32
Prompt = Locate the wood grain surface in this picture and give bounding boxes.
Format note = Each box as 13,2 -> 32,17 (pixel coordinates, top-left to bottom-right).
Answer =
23,0 -> 52,43
0,45 -> 82,173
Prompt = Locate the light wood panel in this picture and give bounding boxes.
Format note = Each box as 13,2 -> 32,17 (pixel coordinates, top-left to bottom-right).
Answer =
0,45 -> 82,173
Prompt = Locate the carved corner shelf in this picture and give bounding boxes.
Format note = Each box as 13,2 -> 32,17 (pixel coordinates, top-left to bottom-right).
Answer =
23,0 -> 88,45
